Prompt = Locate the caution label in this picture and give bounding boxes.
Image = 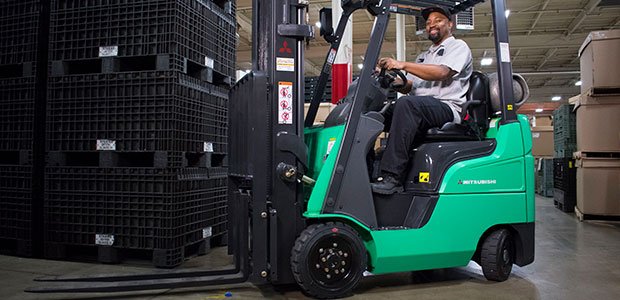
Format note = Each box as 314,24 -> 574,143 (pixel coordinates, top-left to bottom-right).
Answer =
327,48 -> 337,65
278,81 -> 293,124
326,137 -> 336,155
419,172 -> 430,183
507,104 -> 513,111
276,57 -> 295,72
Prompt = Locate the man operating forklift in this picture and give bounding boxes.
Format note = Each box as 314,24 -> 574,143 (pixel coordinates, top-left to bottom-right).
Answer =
372,5 -> 473,194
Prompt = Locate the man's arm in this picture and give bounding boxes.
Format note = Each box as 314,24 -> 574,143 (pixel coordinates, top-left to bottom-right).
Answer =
395,79 -> 413,94
379,57 -> 456,81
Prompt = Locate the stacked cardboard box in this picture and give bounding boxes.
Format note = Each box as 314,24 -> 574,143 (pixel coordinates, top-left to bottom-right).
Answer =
531,126 -> 554,157
574,30 -> 620,218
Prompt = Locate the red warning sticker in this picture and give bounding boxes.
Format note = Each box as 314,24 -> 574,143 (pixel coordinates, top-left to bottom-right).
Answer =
278,81 -> 293,124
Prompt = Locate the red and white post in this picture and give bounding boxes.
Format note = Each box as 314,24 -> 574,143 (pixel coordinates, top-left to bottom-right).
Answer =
331,0 -> 353,104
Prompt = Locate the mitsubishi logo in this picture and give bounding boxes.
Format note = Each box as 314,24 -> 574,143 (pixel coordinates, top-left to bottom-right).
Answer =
279,40 -> 292,54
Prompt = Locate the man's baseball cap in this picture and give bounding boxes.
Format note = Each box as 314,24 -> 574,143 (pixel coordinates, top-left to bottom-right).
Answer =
421,5 -> 452,20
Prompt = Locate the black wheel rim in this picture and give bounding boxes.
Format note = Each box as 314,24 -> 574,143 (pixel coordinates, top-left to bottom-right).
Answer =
500,238 -> 514,271
307,233 -> 356,289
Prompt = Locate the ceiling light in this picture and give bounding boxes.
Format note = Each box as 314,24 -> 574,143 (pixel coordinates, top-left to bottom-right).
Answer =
480,58 -> 493,66
551,96 -> 561,101
315,22 -> 321,28
505,10 -> 510,18
357,63 -> 364,69
575,80 -> 582,86
535,108 -> 544,113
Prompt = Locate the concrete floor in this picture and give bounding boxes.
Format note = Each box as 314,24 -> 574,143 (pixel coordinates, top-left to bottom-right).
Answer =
2,195 -> 620,300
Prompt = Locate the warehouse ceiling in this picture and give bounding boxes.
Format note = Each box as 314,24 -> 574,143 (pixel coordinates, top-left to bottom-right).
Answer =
234,0 -> 620,114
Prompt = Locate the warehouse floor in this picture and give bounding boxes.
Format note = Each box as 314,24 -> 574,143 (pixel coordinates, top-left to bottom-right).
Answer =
1,195 -> 619,300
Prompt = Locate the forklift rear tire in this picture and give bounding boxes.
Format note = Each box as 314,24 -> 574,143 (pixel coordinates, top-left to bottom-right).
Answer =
291,222 -> 366,299
480,228 -> 514,282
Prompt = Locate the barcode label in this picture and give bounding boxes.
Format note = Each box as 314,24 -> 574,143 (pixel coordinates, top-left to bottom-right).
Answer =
97,139 -> 116,151
99,46 -> 118,57
95,234 -> 115,246
202,227 -> 213,238
204,142 -> 214,153
205,56 -> 214,68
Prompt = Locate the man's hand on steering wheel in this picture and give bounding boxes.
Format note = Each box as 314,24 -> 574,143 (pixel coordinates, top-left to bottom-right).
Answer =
378,57 -> 404,70
377,67 -> 408,90
377,58 -> 408,90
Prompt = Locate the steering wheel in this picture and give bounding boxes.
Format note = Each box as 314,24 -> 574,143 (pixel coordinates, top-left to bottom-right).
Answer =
377,67 -> 408,90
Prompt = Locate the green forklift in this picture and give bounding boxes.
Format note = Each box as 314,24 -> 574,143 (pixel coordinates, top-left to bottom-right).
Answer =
28,0 -> 534,298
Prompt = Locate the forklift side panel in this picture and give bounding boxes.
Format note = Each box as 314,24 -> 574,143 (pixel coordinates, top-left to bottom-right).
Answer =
440,122 -> 526,194
322,115 -> 384,229
517,114 -> 536,223
405,140 -> 497,193
366,192 -> 527,274
304,125 -> 345,213
304,125 -> 346,181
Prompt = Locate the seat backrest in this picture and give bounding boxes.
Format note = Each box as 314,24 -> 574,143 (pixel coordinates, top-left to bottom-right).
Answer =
466,71 -> 490,133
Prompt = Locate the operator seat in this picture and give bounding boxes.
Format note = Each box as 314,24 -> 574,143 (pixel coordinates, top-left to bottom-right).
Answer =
424,71 -> 490,141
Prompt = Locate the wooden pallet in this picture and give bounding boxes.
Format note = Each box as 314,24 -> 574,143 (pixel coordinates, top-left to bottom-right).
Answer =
575,206 -> 620,222
573,151 -> 620,159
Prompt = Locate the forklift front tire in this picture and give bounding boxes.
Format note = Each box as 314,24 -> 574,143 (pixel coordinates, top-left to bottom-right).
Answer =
291,222 -> 366,299
480,228 -> 514,282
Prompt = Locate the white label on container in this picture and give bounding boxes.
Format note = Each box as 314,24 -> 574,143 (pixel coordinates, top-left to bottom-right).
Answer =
500,42 -> 511,62
276,57 -> 295,72
99,46 -> 118,57
202,227 -> 213,238
95,234 -> 115,246
205,56 -> 214,68
532,132 -> 540,139
204,142 -> 214,153
96,139 -> 116,151
278,81 -> 293,124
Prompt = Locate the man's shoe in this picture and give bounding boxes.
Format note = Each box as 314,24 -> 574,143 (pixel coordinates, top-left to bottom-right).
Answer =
371,174 -> 404,195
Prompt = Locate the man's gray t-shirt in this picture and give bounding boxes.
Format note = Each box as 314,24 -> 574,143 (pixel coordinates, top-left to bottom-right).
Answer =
407,36 -> 473,123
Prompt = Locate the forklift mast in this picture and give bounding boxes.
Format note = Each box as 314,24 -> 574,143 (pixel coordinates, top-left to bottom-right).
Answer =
228,0 -> 312,285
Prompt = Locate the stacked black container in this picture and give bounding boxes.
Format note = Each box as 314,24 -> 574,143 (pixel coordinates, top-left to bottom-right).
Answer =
552,104 -> 577,212
44,0 -> 235,267
0,0 -> 44,257
535,158 -> 554,197
304,76 -> 333,103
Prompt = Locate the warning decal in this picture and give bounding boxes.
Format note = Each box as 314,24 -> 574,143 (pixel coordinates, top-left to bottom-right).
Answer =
419,172 -> 430,183
278,81 -> 294,124
327,48 -> 337,65
276,57 -> 295,72
326,137 -> 336,155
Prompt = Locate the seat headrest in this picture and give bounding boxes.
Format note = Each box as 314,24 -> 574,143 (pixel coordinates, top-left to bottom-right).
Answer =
467,71 -> 489,102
